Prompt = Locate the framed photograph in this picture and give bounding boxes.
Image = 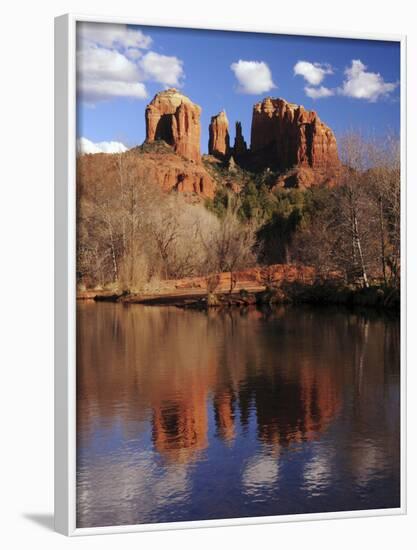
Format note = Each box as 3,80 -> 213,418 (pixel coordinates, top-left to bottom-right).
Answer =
54,14 -> 406,536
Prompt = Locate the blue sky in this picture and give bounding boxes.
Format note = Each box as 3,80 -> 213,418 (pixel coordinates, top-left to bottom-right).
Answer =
76,22 -> 400,154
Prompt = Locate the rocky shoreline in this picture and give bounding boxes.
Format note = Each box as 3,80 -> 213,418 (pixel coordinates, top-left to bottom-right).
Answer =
77,281 -> 400,311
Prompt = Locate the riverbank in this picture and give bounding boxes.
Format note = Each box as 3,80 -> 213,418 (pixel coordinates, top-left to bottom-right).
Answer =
77,264 -> 399,310
77,264 -> 315,304
282,281 -> 400,310
77,281 -> 399,311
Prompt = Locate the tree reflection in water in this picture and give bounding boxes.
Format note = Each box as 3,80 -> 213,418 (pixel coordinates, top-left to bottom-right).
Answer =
76,303 -> 400,527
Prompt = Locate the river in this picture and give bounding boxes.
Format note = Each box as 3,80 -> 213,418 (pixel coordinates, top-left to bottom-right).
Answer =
76,302 -> 400,528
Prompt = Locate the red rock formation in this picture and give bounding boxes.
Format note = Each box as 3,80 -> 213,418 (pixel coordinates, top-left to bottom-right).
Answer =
145,88 -> 201,163
272,165 -> 342,190
250,97 -> 339,171
174,170 -> 215,196
138,155 -> 216,198
233,121 -> 248,156
77,148 -> 216,200
208,111 -> 230,158
171,264 -> 320,292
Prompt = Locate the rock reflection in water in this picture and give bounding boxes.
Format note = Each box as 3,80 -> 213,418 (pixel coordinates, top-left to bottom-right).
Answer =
77,303 -> 400,527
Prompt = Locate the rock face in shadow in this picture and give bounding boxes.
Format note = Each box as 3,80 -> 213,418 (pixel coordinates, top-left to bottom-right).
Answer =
208,111 -> 230,158
250,97 -> 340,172
233,121 -> 248,157
145,88 -> 202,163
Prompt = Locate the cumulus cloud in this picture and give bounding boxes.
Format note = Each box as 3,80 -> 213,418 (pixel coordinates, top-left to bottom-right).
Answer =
77,137 -> 128,155
125,48 -> 143,61
76,22 -> 185,104
231,60 -> 276,94
77,22 -> 152,50
78,45 -> 140,82
140,51 -> 184,87
339,59 -> 398,101
78,78 -> 147,103
294,60 -> 333,86
305,85 -> 334,99
77,45 -> 147,102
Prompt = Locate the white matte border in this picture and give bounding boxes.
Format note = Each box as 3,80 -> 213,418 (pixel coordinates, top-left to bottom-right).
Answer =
54,13 -> 407,536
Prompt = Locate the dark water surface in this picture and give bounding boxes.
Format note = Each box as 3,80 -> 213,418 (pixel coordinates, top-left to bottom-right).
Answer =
76,303 -> 400,528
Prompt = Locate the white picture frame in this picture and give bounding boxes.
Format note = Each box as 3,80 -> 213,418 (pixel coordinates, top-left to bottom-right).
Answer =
54,13 -> 407,536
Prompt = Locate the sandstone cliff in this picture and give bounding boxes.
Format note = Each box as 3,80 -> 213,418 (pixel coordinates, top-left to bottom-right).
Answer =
250,97 -> 339,172
145,88 -> 201,163
208,111 -> 230,158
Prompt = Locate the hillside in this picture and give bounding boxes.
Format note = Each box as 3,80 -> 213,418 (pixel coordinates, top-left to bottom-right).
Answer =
77,141 -> 216,201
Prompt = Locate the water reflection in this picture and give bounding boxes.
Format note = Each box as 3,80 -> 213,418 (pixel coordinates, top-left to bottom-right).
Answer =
242,454 -> 280,495
77,304 -> 400,527
302,448 -> 334,496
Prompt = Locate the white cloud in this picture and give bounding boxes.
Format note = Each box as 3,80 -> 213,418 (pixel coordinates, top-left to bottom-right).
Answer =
76,22 -> 185,104
339,59 -> 398,101
294,61 -> 333,86
230,60 -> 276,95
77,137 -> 128,155
140,51 -> 184,87
77,29 -> 149,103
125,48 -> 143,61
78,77 -> 147,103
77,45 -> 141,84
77,22 -> 152,50
305,85 -> 334,99
97,140 -> 128,153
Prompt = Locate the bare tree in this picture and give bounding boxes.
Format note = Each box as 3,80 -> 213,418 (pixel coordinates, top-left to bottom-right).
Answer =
291,131 -> 400,289
338,133 -> 373,287
366,134 -> 401,287
204,200 -> 256,293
